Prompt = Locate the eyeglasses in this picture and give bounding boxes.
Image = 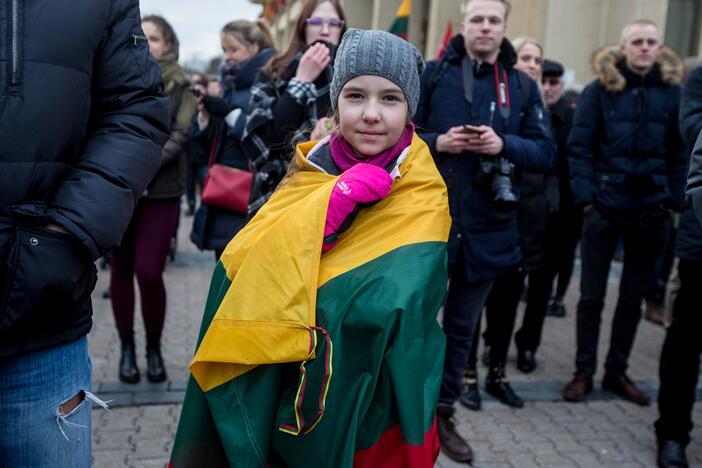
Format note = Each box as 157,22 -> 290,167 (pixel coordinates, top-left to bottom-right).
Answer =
305,17 -> 345,29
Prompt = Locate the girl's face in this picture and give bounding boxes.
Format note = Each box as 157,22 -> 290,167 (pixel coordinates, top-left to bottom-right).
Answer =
142,21 -> 169,60
515,42 -> 543,81
221,32 -> 259,65
337,75 -> 408,158
304,1 -> 343,46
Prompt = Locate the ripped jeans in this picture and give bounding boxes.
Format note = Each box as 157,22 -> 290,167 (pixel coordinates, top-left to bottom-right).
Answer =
0,336 -> 104,467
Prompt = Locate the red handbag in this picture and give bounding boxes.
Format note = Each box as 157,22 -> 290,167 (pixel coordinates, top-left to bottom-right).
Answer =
201,137 -> 253,214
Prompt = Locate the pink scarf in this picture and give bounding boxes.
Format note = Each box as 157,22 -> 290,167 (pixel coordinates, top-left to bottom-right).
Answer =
330,122 -> 415,173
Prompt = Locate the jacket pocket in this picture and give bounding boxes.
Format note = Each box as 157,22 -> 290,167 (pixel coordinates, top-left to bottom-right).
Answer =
0,225 -> 97,333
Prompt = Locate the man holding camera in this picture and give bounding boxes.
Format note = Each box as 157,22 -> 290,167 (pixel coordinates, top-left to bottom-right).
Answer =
563,20 -> 687,405
413,0 -> 555,462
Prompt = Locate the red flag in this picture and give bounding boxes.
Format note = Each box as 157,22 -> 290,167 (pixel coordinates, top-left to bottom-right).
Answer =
436,22 -> 453,59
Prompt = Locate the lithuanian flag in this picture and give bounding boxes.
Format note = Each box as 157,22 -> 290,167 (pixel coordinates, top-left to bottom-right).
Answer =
389,0 -> 411,40
169,134 -> 450,467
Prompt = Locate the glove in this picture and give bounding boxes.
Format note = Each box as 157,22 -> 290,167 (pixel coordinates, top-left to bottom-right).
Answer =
202,96 -> 235,118
323,163 -> 393,252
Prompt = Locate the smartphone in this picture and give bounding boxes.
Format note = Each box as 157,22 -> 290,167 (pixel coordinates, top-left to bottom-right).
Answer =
190,86 -> 203,98
460,124 -> 484,134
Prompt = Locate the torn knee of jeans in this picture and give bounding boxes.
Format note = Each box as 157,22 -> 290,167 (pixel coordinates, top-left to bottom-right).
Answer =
58,390 -> 85,417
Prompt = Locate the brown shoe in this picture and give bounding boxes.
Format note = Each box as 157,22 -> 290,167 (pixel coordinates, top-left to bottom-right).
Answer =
436,405 -> 474,463
602,372 -> 651,406
562,372 -> 593,402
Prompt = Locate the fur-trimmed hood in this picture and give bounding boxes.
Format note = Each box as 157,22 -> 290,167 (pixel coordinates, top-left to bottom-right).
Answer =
591,45 -> 684,92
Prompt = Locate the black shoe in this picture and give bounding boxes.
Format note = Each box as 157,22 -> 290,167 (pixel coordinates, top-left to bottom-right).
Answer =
436,405 -> 474,463
517,349 -> 537,373
657,439 -> 688,468
481,344 -> 491,367
485,366 -> 524,408
146,349 -> 167,383
546,295 -> 566,317
118,340 -> 140,384
459,369 -> 482,411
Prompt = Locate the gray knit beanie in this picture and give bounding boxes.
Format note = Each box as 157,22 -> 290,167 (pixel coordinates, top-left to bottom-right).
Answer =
330,28 -> 426,117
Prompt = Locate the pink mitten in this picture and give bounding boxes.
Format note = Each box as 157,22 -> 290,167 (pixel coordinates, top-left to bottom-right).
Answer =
322,163 -> 393,252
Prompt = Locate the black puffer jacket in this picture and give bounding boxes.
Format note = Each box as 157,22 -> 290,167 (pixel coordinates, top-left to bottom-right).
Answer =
0,0 -> 170,356
569,46 -> 687,222
679,65 -> 702,261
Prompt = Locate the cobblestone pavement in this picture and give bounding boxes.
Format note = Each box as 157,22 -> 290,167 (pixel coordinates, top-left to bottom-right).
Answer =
90,213 -> 702,467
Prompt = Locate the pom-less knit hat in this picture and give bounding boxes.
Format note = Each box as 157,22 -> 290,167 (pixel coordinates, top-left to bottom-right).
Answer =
330,28 -> 426,117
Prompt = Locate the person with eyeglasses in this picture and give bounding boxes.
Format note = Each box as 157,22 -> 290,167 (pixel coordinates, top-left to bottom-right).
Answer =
241,0 -> 347,216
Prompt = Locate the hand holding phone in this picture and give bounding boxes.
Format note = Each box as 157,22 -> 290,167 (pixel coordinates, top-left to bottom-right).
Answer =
459,124 -> 485,135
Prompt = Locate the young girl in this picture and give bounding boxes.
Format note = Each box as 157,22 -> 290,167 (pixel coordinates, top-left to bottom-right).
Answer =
110,15 -> 196,384
241,0 -> 348,216
190,20 -> 276,260
171,29 -> 451,467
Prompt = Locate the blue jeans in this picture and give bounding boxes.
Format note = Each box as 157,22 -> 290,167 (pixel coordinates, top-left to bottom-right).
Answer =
0,336 -> 97,468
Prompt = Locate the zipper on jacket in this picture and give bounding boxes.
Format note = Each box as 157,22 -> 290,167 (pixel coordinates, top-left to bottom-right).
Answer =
131,34 -> 147,47
7,0 -> 23,94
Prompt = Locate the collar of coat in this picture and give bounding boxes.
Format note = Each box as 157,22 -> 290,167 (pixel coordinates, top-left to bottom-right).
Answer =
591,45 -> 684,93
442,34 -> 517,70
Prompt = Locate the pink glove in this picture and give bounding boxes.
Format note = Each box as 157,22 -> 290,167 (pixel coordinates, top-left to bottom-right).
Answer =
323,163 -> 393,252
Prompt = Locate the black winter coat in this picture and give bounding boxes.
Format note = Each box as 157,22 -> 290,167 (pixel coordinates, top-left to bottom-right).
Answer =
414,35 -> 555,281
678,65 -> 702,261
0,0 -> 170,356
569,47 -> 687,223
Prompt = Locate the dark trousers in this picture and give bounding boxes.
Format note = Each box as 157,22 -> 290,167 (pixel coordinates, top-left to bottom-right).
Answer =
186,162 -> 207,205
514,267 -> 554,352
439,248 -> 494,405
110,198 -> 180,335
550,209 -> 583,299
655,259 -> 702,446
575,208 -> 668,376
473,267 -> 524,367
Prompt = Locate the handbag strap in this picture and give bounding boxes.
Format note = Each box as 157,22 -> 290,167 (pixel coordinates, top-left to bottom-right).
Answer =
207,137 -> 219,167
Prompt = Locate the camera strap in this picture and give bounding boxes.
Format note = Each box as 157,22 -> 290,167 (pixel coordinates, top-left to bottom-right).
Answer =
493,62 -> 511,123
461,56 -> 474,106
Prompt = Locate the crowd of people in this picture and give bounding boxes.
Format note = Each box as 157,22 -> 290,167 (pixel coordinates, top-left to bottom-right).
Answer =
1,0 -> 702,467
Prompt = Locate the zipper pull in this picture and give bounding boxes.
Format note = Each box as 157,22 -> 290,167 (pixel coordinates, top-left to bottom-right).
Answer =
132,34 -> 147,47
489,101 -> 496,127
499,83 -> 507,107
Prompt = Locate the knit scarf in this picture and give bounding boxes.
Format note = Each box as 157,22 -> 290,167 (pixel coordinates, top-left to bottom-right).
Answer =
330,122 -> 415,173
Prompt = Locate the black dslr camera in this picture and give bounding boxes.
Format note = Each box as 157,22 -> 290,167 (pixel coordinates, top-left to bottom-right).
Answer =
477,156 -> 519,211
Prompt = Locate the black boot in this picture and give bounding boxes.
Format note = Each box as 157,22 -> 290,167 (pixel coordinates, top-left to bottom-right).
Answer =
460,368 -> 482,411
118,330 -> 140,384
657,439 -> 688,468
517,349 -> 537,373
546,295 -> 566,317
485,365 -> 524,408
146,333 -> 167,383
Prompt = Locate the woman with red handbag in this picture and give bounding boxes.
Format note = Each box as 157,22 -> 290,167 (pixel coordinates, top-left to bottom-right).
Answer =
110,16 -> 197,385
190,20 -> 277,260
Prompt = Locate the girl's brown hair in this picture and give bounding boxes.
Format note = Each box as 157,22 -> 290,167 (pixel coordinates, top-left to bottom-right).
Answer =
261,0 -> 347,82
142,15 -> 179,58
221,19 -> 275,51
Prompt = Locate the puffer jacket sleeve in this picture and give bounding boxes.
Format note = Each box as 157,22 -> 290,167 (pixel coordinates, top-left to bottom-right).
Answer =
680,66 -> 702,147
46,0 -> 170,260
568,82 -> 601,207
414,60 -> 441,158
501,77 -> 556,172
665,86 -> 687,210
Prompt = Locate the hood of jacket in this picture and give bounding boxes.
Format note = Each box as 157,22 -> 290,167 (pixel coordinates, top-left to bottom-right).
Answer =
158,53 -> 189,88
442,34 -> 517,69
591,45 -> 684,93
